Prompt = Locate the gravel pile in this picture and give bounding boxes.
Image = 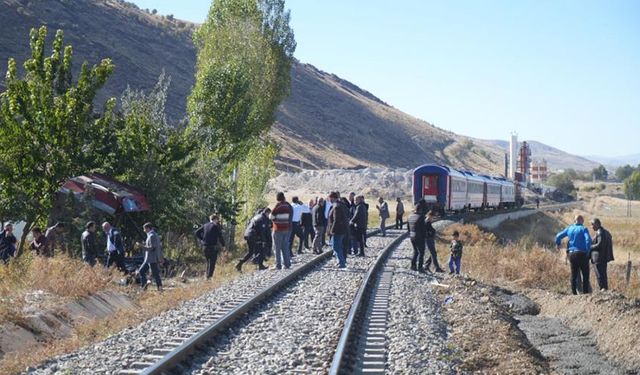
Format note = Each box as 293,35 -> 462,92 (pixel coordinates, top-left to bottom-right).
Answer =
187,232 -> 403,375
385,240 -> 456,374
23,251 -> 322,375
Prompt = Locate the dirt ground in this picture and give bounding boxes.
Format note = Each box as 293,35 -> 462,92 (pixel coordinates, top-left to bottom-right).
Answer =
431,274 -> 550,374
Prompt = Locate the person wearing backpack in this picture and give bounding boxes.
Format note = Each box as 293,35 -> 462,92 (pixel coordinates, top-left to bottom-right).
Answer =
237,208 -> 271,272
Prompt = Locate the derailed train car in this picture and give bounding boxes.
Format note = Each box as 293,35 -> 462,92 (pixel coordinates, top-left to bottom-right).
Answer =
412,164 -> 521,214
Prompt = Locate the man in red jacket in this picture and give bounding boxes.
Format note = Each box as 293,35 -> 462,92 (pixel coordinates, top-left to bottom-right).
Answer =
271,192 -> 293,270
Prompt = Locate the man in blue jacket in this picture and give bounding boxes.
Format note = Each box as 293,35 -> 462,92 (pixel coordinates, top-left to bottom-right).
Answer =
556,215 -> 592,294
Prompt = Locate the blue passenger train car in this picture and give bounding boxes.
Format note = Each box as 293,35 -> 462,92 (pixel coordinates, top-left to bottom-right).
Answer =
412,164 -> 519,214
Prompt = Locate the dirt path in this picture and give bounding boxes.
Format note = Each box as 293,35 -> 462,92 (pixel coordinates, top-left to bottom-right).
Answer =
517,315 -> 626,375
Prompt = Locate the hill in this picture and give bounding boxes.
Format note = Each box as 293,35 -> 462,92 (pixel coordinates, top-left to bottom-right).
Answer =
480,140 -> 600,171
583,154 -> 640,168
0,0 -> 593,173
0,0 -> 196,122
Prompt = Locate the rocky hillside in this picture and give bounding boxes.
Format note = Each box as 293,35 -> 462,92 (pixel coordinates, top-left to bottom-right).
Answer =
0,0 -> 593,173
0,0 -> 196,121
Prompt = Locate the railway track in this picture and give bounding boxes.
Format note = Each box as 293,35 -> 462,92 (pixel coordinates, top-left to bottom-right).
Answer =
118,227 -> 397,375
329,234 -> 406,374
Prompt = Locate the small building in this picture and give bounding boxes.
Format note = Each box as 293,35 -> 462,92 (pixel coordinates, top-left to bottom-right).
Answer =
531,160 -> 549,184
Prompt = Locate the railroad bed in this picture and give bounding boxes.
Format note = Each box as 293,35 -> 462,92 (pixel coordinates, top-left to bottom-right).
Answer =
24,210 -> 542,375
24,230 -> 402,375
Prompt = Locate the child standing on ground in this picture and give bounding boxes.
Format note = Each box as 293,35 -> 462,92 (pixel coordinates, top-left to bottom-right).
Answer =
448,230 -> 463,275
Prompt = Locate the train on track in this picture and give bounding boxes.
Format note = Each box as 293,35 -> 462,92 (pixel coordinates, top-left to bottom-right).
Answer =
412,164 -> 524,215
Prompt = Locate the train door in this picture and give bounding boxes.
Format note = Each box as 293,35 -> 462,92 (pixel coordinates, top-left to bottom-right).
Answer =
422,175 -> 439,202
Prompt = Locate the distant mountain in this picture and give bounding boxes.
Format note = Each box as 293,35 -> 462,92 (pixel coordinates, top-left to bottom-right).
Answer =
480,139 -> 600,171
0,0 -> 597,173
583,154 -> 640,168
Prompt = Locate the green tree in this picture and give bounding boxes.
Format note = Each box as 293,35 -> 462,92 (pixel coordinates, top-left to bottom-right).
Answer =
187,0 -> 296,224
189,0 -> 296,163
624,171 -> 640,200
0,26 -> 116,254
236,141 -> 279,223
111,73 -> 196,232
615,164 -> 635,181
591,164 -> 608,181
547,172 -> 576,195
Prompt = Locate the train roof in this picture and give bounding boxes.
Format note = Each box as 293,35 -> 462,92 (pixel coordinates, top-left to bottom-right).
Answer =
413,164 -> 466,178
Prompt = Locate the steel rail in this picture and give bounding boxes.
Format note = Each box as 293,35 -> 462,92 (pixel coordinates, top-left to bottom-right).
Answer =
132,226 -> 394,375
328,232 -> 408,375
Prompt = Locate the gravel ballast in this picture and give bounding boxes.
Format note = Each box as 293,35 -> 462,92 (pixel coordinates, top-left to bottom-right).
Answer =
385,239 -> 456,374
187,232 -> 403,375
24,251 -> 324,375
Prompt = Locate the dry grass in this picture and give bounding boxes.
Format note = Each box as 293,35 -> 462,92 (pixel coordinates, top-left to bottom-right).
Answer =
0,253 -> 113,323
0,252 -> 248,375
439,223 -> 640,299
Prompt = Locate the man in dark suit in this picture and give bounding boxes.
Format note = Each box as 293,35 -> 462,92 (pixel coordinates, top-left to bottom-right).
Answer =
590,218 -> 614,291
195,214 -> 226,280
102,221 -> 126,272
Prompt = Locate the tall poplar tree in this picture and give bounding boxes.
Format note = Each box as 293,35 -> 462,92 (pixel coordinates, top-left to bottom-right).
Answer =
187,0 -> 296,221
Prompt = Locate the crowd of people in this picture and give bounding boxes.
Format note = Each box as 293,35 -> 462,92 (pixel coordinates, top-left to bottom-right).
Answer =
0,220 -> 165,291
238,191 -> 379,271
1,193 -> 616,296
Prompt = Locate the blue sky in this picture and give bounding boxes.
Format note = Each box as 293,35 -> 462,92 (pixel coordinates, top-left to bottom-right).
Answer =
132,0 -> 639,158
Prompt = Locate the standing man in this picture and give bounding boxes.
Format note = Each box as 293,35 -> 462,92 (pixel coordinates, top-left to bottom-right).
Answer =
237,209 -> 270,272
195,214 -> 226,280
44,222 -> 65,257
102,222 -> 126,272
376,197 -> 390,236
424,211 -> 445,273
301,200 -> 315,250
271,192 -> 293,270
350,195 -> 368,256
0,223 -> 17,264
407,202 -> 427,272
556,215 -> 592,295
328,192 -> 349,268
323,193 -> 332,246
395,198 -> 405,229
312,198 -> 326,254
81,221 -> 98,266
590,218 -> 614,291
289,197 -> 305,255
136,223 -> 163,291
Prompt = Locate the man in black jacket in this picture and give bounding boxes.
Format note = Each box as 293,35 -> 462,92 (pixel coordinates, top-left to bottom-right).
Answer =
81,221 -> 98,266
195,214 -> 226,280
0,223 -> 17,264
407,201 -> 427,272
590,218 -> 614,291
237,208 -> 270,272
424,211 -> 445,273
350,195 -> 368,256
